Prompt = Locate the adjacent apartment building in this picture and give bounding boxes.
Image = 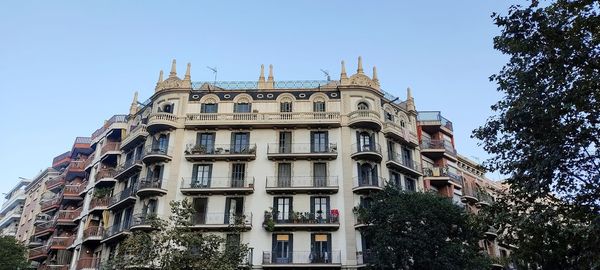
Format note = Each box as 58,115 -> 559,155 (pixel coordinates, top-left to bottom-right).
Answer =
0,178 -> 30,237
14,58 -> 504,270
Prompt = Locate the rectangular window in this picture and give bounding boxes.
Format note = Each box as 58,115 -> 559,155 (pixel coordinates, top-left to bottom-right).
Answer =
278,132 -> 292,153
192,198 -> 208,224
192,164 -> 212,188
387,140 -> 396,160
313,101 -> 326,112
280,102 -> 293,112
231,163 -> 246,187
274,197 -> 292,222
196,133 -> 215,153
234,103 -> 251,113
313,163 -> 327,187
272,234 -> 293,264
389,171 -> 401,187
311,196 -> 330,222
404,176 -> 416,192
225,197 -> 244,224
401,147 -> 412,166
311,131 -> 329,153
277,163 -> 292,187
231,132 -> 250,153
201,103 -> 218,113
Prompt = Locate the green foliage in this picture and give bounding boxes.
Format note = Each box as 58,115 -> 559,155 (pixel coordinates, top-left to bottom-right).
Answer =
93,187 -> 112,198
0,236 -> 29,270
104,199 -> 250,270
355,187 -> 491,270
474,0 -> 600,268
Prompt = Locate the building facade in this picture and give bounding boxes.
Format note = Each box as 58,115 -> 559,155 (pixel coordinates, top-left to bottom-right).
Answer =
0,178 -> 31,237
15,58 -> 508,270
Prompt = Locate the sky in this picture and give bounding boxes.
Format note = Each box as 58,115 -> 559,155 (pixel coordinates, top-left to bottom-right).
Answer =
0,1 -> 520,198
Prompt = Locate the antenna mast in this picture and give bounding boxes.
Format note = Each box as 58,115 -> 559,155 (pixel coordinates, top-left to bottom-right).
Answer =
207,66 -> 218,86
320,69 -> 331,81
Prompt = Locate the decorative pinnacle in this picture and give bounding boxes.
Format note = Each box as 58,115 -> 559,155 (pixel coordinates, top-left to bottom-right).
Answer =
372,66 -> 379,82
259,64 -> 265,82
340,60 -> 347,79
268,64 -> 274,81
184,63 -> 191,80
169,59 -> 177,78
357,56 -> 363,74
157,70 -> 164,83
132,91 -> 138,105
407,87 -> 413,99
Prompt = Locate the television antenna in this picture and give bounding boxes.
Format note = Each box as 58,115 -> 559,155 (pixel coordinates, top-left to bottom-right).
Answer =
320,69 -> 330,81
206,66 -> 218,85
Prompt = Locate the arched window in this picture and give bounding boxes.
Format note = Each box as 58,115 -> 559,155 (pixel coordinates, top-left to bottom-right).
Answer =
201,99 -> 218,113
161,103 -> 174,114
357,102 -> 369,110
280,101 -> 293,113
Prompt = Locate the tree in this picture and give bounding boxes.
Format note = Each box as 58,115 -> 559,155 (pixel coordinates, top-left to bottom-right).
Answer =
0,236 -> 29,270
104,199 -> 250,270
354,187 -> 491,270
473,1 -> 600,268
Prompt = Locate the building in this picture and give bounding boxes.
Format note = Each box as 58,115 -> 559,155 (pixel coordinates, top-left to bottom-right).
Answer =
13,58 -> 511,269
0,178 -> 31,237
17,167 -> 59,243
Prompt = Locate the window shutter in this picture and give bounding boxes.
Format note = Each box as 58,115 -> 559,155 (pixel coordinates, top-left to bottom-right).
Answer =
191,164 -> 198,182
158,165 -> 164,180
310,197 -> 315,214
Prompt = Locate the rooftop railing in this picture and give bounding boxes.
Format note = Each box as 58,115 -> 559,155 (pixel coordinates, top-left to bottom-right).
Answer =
192,80 -> 334,90
91,115 -> 128,141
417,111 -> 453,131
186,112 -> 341,124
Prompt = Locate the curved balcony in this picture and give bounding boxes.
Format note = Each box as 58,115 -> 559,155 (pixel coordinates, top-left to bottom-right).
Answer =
137,179 -> 167,197
423,166 -> 463,187
350,143 -> 383,162
484,227 -> 498,240
82,226 -> 103,243
476,189 -> 494,207
184,143 -> 256,161
130,213 -> 162,231
266,143 -> 338,160
385,155 -> 422,176
382,121 -> 419,147
263,212 -> 340,231
121,124 -> 149,150
352,176 -> 385,193
265,176 -> 339,194
114,159 -> 143,180
108,187 -> 137,210
185,112 -> 341,129
461,181 -> 479,204
102,224 -> 131,243
89,197 -> 110,212
142,146 -> 172,164
420,139 -> 457,162
190,212 -> 252,231
29,245 -> 48,261
262,250 -> 341,268
348,110 -> 382,131
181,177 -> 255,195
94,168 -> 117,185
147,112 -> 180,133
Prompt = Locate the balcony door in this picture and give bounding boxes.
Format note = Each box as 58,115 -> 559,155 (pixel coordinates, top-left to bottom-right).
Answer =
311,233 -> 332,263
272,234 -> 293,264
225,197 -> 244,224
357,132 -> 373,152
192,164 -> 212,188
196,133 -> 215,154
231,132 -> 250,154
193,198 -> 208,225
313,163 -> 327,187
273,197 -> 292,222
311,196 -> 330,222
231,163 -> 245,188
278,132 -> 292,153
311,131 -> 328,153
358,163 -> 378,186
277,163 -> 292,187
152,134 -> 169,153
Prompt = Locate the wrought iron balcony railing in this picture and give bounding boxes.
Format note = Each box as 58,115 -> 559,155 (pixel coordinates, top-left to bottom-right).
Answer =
262,250 -> 341,265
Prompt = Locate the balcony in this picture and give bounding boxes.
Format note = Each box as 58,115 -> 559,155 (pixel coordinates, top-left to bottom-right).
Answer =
181,177 -> 255,195
420,139 -> 457,161
99,141 -> 120,159
82,226 -> 104,243
348,110 -> 382,131
385,155 -> 422,176
0,208 -> 22,228
40,197 -> 61,213
382,121 -> 419,146
28,236 -> 44,248
262,250 -> 341,268
461,180 -> 479,204
63,184 -> 83,200
147,112 -> 180,133
114,159 -> 143,180
356,250 -> 374,266
184,144 -> 256,161
84,153 -> 96,172
46,176 -> 65,191
137,179 -> 168,197
265,176 -> 339,194
34,213 -> 53,225
76,257 -> 102,270
142,146 -> 172,164
29,245 -> 48,261
484,227 -> 498,240
77,181 -> 89,196
423,166 -> 463,187
130,213 -> 162,231
190,212 -> 252,231
94,168 -> 117,185
263,211 -> 340,231
108,187 -> 137,210
89,197 -> 110,212
102,223 -> 131,243
55,210 -> 81,226
352,176 -> 385,193
48,236 -> 73,250
351,143 -> 383,162
417,111 -> 453,134
266,143 -> 338,160
185,112 -> 341,129
121,124 -> 148,150
476,188 -> 494,207
66,160 -> 87,180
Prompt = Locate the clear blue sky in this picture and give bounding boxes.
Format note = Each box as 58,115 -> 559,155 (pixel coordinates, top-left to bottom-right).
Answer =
0,1 -> 519,197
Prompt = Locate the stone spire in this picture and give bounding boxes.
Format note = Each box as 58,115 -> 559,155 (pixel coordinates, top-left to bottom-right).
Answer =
184,62 -> 191,81
157,70 -> 164,83
129,91 -> 139,116
268,64 -> 274,81
259,64 -> 265,82
372,66 -> 379,84
265,64 -> 275,89
357,56 -> 364,74
169,59 -> 177,78
406,87 -> 416,112
340,60 -> 348,79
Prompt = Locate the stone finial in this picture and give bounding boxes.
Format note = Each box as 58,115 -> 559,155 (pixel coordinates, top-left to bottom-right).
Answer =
268,64 -> 274,81
259,64 -> 265,82
169,59 -> 177,78
407,87 -> 413,99
129,91 -> 139,115
158,70 -> 164,83
357,56 -> 364,74
265,64 -> 274,89
372,66 -> 379,84
340,60 -> 348,79
184,63 -> 191,81
406,87 -> 416,112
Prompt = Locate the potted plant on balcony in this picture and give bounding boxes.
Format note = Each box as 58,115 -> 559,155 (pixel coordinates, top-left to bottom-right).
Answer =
263,209 -> 276,232
94,187 -> 111,198
316,210 -> 324,224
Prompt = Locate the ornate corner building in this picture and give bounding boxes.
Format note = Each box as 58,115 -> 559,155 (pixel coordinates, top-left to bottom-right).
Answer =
9,58 -> 508,269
